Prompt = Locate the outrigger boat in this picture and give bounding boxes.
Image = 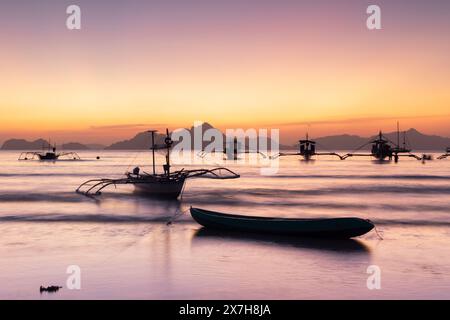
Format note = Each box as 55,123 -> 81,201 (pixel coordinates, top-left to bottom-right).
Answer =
190,207 -> 374,239
18,143 -> 80,161
76,129 -> 240,199
198,137 -> 267,160
271,133 -> 343,161
437,148 -> 450,160
342,125 -> 425,162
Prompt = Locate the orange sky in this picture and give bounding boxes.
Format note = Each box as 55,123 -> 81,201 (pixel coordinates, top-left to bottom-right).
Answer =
0,0 -> 449,145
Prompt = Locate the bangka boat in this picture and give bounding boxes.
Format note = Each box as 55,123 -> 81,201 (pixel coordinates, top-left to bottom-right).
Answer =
18,143 -> 81,161
437,148 -> 450,160
342,123 -> 424,162
198,137 -> 267,160
76,129 -> 240,199
271,133 -> 344,161
190,207 -> 375,239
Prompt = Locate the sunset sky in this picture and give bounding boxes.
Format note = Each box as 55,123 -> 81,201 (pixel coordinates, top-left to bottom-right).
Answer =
0,0 -> 449,145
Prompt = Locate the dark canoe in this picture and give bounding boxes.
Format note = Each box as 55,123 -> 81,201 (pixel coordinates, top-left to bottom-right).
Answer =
190,207 -> 374,239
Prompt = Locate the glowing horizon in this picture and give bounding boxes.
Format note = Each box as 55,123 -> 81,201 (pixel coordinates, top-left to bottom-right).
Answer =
1,0 -> 449,144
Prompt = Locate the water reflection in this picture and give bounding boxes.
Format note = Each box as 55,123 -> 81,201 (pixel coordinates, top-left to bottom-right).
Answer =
192,227 -> 371,255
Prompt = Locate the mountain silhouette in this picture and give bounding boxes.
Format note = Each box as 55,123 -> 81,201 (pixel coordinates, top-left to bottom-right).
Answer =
106,122 -> 221,150
61,142 -> 90,150
1,139 -> 93,150
105,131 -> 166,150
1,139 -> 51,150
1,127 -> 448,151
313,128 -> 450,151
105,122 -> 285,151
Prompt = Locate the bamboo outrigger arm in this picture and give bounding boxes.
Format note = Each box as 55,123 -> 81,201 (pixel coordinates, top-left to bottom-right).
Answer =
58,152 -> 81,160
341,153 -> 374,160
342,153 -> 425,161
184,167 -> 240,179
197,150 -> 267,159
314,152 -> 345,160
271,152 -> 344,160
18,152 -> 40,160
269,152 -> 298,159
397,154 -> 423,160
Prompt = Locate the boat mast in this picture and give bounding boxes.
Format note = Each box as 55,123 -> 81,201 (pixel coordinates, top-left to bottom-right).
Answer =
148,130 -> 157,175
165,128 -> 171,176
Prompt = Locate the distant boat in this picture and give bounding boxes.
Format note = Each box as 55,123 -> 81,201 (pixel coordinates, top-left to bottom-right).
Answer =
190,207 -> 374,239
343,123 -> 423,162
18,143 -> 80,161
271,133 -> 343,161
438,148 -> 450,160
38,149 -> 59,160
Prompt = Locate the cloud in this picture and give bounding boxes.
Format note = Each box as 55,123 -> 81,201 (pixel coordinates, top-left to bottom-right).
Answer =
271,114 -> 450,127
89,123 -> 167,130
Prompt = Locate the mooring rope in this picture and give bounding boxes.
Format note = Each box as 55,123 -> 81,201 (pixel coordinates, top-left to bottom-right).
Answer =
369,220 -> 384,240
179,178 -> 188,200
124,151 -> 142,174
166,208 -> 190,225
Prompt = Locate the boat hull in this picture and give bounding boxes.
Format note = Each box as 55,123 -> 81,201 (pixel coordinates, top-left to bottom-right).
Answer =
133,178 -> 186,199
38,153 -> 59,161
190,207 -> 374,239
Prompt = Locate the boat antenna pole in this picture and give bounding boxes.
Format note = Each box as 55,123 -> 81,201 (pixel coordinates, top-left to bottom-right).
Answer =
166,129 -> 170,174
165,128 -> 172,176
397,121 -> 400,148
148,130 -> 157,175
403,131 -> 407,149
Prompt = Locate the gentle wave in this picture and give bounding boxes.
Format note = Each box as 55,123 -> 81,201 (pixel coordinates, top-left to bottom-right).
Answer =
187,197 -> 450,213
0,192 -> 89,203
0,213 -> 191,223
271,174 -> 450,180
191,185 -> 450,198
0,213 -> 449,227
2,173 -> 449,180
0,173 -> 121,177
372,219 -> 450,227
1,185 -> 450,207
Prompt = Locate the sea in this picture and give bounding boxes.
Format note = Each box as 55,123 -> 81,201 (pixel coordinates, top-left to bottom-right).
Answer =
0,150 -> 449,299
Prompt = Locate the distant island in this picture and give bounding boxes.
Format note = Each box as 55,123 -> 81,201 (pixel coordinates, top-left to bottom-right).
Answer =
1,125 -> 449,151
105,122 -> 287,151
60,142 -> 90,150
1,139 -> 52,150
314,128 -> 450,150
0,139 -> 104,151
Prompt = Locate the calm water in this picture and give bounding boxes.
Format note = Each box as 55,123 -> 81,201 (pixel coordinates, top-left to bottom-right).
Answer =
0,150 -> 449,299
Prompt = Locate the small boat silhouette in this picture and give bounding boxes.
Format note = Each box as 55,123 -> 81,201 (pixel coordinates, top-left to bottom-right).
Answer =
190,207 -> 374,239
18,142 -> 80,161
